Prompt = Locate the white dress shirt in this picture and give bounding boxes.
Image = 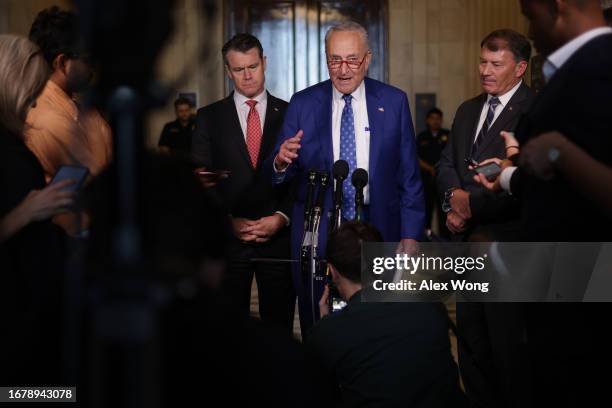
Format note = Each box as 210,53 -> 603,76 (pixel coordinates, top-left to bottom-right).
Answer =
500,27 -> 612,194
473,80 -> 522,143
233,89 -> 267,140
542,26 -> 612,83
332,80 -> 371,203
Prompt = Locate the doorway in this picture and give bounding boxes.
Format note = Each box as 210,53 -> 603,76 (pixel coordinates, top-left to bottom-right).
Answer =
225,0 -> 388,101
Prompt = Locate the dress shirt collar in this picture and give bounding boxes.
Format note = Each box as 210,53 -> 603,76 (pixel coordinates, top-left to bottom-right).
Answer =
332,80 -> 366,103
487,79 -> 522,106
543,26 -> 612,82
233,88 -> 267,106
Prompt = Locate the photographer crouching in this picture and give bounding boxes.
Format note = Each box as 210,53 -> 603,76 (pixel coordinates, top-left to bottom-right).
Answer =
305,221 -> 466,408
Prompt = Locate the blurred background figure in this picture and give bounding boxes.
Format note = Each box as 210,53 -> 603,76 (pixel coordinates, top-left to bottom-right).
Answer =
0,33 -> 70,386
158,96 -> 195,157
416,107 -> 450,239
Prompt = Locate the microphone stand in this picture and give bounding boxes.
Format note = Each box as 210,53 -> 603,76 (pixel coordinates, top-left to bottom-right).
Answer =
331,176 -> 343,232
355,185 -> 365,222
300,170 -> 317,250
309,171 -> 329,322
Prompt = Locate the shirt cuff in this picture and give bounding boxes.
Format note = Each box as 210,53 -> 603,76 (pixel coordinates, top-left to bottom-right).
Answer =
275,211 -> 290,226
272,159 -> 287,183
499,166 -> 518,194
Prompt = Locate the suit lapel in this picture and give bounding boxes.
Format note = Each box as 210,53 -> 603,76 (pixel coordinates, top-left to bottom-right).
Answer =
315,81 -> 334,170
257,92 -> 281,169
464,94 -> 487,159
365,78 -> 384,181
475,83 -> 528,158
224,93 -> 253,169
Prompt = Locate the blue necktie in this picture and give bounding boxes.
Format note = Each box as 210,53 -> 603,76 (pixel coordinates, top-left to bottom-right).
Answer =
340,94 -> 357,220
472,96 -> 500,157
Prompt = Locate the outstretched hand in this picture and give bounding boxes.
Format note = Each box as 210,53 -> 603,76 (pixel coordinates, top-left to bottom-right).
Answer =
274,130 -> 303,171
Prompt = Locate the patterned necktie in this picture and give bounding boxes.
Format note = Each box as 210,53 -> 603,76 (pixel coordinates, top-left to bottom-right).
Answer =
245,99 -> 262,168
472,96 -> 500,157
340,94 -> 357,220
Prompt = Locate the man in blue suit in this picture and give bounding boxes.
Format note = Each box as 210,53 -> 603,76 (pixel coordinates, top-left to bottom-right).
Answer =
263,21 -> 425,333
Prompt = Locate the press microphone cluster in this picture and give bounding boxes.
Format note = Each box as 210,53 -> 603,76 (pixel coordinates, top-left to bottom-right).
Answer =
301,170 -> 330,253
330,160 -> 369,225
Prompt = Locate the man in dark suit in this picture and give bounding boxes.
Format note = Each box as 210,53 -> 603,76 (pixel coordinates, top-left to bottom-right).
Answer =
192,34 -> 295,332
436,29 -> 535,408
264,21 -> 425,333
437,29 -> 535,242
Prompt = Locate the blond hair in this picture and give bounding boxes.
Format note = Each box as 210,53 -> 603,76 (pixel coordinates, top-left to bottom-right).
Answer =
0,34 -> 49,135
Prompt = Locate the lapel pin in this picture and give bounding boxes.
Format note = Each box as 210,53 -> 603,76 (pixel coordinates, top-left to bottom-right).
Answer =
274,107 -> 279,112
378,107 -> 384,112
508,106 -> 513,111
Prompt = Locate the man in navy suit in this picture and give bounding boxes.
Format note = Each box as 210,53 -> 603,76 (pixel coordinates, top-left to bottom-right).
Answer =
265,21 -> 425,333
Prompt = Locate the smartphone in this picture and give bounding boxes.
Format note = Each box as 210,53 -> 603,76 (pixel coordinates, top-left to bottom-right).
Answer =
49,165 -> 90,192
473,162 -> 501,181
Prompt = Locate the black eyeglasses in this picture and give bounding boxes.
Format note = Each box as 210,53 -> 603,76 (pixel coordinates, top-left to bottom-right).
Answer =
327,53 -> 368,71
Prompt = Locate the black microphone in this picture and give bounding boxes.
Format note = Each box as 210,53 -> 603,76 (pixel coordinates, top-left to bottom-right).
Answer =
331,160 -> 349,230
351,168 -> 368,222
303,170 -> 317,232
314,171 -> 330,211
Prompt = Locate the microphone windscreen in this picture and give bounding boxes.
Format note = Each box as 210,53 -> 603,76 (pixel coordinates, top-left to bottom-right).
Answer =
332,160 -> 349,180
351,168 -> 368,188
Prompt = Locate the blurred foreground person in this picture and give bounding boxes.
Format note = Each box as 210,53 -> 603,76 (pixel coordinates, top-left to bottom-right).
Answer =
84,154 -> 318,407
471,1 -> 612,406
26,6 -> 112,181
0,34 -> 70,386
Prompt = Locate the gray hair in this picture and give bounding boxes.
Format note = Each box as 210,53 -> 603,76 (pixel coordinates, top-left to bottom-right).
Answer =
324,21 -> 370,52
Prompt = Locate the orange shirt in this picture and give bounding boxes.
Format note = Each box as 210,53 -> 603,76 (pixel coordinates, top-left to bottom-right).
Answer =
25,80 -> 113,181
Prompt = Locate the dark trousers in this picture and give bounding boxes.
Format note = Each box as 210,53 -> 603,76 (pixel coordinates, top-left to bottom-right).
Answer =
457,302 -> 531,408
222,239 -> 295,334
422,171 -> 450,239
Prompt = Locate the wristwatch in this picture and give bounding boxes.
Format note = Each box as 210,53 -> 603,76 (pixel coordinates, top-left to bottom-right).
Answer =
442,187 -> 457,213
548,147 -> 561,165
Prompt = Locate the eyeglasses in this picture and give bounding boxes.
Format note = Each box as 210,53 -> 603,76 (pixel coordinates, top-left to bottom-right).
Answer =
327,53 -> 369,71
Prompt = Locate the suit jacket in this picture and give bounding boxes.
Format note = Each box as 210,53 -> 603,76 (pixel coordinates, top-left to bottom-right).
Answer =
264,77 -> 425,253
192,92 -> 292,256
507,33 -> 612,407
437,82 -> 534,238
513,33 -> 612,241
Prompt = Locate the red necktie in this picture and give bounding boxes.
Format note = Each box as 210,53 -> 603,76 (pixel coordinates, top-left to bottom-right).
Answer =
245,99 -> 262,168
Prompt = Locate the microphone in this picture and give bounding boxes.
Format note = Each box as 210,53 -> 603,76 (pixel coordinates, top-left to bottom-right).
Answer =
311,171 -> 329,250
301,170 -> 318,248
351,168 -> 368,222
331,160 -> 349,231
314,171 -> 330,212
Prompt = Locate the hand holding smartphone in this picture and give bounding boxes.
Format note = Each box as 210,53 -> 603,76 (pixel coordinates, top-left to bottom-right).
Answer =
473,162 -> 502,181
49,165 -> 90,192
